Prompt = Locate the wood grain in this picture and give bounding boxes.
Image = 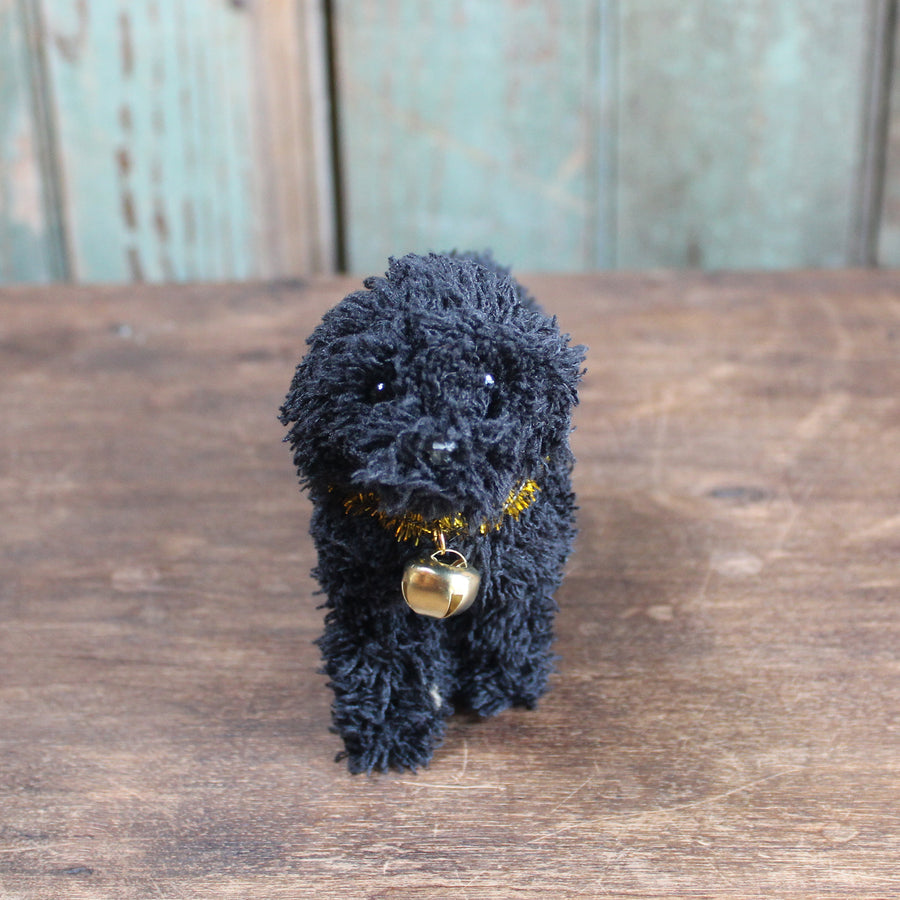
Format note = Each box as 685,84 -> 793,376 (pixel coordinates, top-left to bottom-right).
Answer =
1,272 -> 899,897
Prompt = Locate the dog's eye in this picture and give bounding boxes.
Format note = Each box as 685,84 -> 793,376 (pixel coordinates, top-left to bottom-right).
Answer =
367,378 -> 395,403
483,372 -> 504,417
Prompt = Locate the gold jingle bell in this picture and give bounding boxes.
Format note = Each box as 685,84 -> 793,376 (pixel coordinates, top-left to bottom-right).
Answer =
401,533 -> 480,619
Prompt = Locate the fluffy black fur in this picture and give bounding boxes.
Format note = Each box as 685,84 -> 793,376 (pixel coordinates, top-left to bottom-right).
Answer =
279,252 -> 584,773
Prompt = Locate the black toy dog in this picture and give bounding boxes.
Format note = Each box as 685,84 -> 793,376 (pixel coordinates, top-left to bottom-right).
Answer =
279,252 -> 584,772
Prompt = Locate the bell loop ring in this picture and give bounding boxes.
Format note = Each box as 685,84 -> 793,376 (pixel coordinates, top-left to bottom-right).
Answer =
431,547 -> 468,568
431,529 -> 468,568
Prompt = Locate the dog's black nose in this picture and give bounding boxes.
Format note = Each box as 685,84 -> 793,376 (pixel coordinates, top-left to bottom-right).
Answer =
428,439 -> 457,466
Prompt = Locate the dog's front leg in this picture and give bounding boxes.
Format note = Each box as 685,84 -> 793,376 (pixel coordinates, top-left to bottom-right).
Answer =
318,603 -> 455,773
311,506 -> 456,772
451,468 -> 576,717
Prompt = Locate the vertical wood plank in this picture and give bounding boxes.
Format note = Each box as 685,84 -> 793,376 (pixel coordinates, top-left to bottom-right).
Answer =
849,0 -> 894,265
28,0 -> 332,283
39,0 -> 258,281
616,1 -> 872,269
249,0 -> 336,277
876,3 -> 900,265
0,0 -> 61,282
333,0 -> 614,274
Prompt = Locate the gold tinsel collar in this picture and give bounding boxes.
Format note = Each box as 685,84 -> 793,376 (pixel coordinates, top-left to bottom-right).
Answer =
338,480 -> 540,545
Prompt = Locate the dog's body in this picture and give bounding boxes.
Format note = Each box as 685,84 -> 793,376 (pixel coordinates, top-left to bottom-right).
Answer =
280,252 -> 584,772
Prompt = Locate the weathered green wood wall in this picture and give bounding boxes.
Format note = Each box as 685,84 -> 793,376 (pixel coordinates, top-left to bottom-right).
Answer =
5,1 -> 900,281
334,0 -> 881,274
0,0 -> 334,284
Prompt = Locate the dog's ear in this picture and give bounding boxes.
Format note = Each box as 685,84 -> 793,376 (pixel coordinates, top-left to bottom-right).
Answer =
514,321 -> 586,464
277,355 -> 317,487
277,358 -> 309,427
278,286 -> 385,430
516,313 -> 586,405
554,331 -> 588,406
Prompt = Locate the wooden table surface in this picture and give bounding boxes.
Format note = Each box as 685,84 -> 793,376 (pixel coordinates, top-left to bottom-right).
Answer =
1,272 -> 898,899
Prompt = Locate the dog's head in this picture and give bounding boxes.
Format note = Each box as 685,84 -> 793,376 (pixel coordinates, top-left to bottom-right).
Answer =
279,253 -> 585,524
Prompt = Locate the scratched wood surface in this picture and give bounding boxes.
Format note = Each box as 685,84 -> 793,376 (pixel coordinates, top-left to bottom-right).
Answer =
1,273 -> 899,898
334,1 -> 876,272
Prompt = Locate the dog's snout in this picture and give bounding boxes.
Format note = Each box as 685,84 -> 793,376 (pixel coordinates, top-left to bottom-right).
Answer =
428,439 -> 458,466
